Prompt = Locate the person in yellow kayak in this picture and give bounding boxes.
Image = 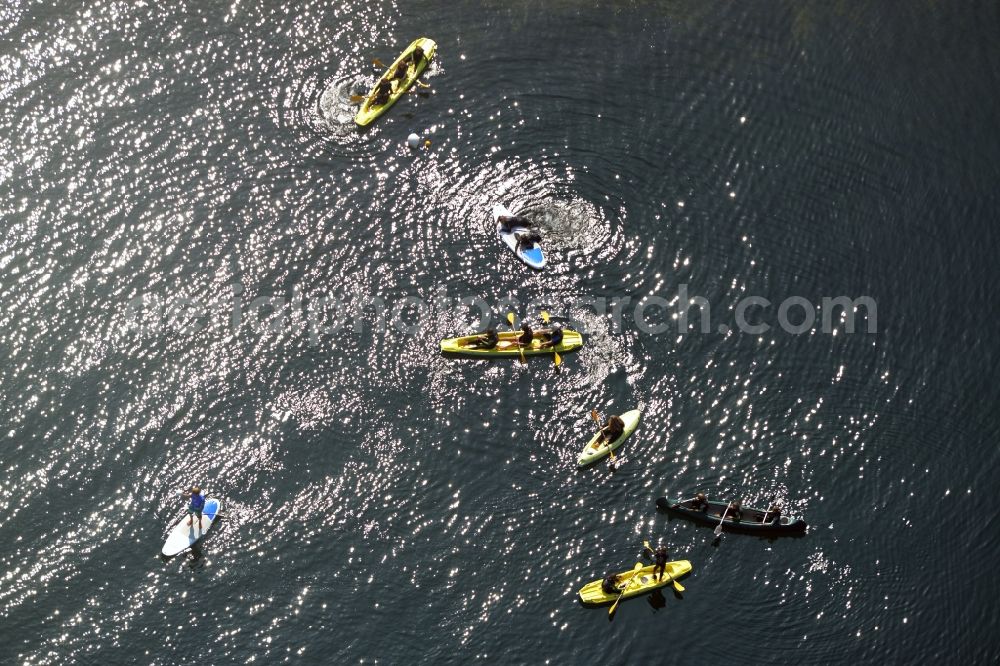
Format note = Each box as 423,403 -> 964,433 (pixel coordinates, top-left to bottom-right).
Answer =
370,79 -> 392,107
388,59 -> 409,83
540,323 -> 563,348
517,321 -> 533,347
472,328 -> 499,349
601,573 -> 621,595
599,414 -> 625,444
652,544 -> 670,581
405,45 -> 426,68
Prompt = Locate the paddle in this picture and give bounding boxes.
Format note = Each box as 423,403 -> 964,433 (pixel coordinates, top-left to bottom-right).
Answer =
714,503 -> 731,538
590,409 -> 617,462
608,563 -> 643,617
506,312 -> 526,364
671,496 -> 698,509
642,540 -> 684,593
760,498 -> 776,525
540,310 -> 561,367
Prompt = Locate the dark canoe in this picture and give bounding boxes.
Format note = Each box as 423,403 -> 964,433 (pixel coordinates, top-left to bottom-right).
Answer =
655,497 -> 807,535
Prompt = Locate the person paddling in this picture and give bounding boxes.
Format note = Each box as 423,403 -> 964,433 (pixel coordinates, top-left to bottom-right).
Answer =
541,323 -> 563,348
406,45 -> 426,68
370,80 -> 392,106
599,414 -> 626,444
389,59 -> 409,82
517,322 -> 533,347
727,499 -> 743,522
601,573 -> 620,595
652,545 -> 670,581
184,486 -> 206,528
688,492 -> 709,512
764,502 -> 782,524
473,328 -> 499,349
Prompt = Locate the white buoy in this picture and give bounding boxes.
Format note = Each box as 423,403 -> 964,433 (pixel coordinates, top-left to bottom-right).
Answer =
406,133 -> 420,149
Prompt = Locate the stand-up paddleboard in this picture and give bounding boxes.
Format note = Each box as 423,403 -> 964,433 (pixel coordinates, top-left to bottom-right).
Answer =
577,409 -> 641,467
161,497 -> 220,557
494,203 -> 545,269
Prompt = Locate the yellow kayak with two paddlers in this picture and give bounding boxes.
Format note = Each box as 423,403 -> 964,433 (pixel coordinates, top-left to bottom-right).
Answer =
355,37 -> 437,126
578,560 -> 692,605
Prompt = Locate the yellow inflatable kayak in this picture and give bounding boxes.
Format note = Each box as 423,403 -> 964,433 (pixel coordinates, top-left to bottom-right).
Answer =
440,330 -> 583,357
355,37 -> 436,126
578,560 -> 692,605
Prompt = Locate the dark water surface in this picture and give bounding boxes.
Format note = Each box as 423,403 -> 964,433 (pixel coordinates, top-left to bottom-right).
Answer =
2,0 -> 999,663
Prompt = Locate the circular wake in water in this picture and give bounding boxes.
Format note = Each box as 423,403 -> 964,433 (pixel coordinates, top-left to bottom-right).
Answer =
316,75 -> 370,137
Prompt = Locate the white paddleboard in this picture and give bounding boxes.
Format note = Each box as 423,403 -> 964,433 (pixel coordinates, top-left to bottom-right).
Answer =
494,203 -> 545,269
162,496 -> 220,557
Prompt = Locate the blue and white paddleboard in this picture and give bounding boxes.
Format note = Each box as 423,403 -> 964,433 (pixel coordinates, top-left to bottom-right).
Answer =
161,496 -> 220,557
494,203 -> 545,270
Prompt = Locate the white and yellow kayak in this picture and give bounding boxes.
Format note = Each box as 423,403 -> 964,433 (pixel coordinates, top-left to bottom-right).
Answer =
577,409 -> 641,467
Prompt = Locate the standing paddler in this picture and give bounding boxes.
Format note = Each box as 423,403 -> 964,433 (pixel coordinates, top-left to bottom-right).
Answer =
183,486 -> 206,528
643,542 -> 671,581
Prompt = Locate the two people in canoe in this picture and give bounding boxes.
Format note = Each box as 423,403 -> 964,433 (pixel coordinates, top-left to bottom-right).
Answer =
679,494 -> 782,524
183,486 -> 205,527
498,213 -> 543,252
